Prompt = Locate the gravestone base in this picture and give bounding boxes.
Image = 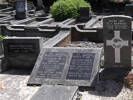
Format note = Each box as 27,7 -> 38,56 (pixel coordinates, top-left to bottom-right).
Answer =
31,85 -> 78,100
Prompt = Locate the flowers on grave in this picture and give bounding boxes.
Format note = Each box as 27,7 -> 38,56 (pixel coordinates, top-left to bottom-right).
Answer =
50,0 -> 91,21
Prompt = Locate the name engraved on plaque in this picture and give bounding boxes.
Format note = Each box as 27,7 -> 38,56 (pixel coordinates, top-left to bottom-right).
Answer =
7,43 -> 35,54
66,53 -> 95,80
36,52 -> 68,79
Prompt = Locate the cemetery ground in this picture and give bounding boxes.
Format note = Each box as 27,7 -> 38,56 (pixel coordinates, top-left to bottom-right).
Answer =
1,1 -> 133,100
0,42 -> 133,100
0,59 -> 133,100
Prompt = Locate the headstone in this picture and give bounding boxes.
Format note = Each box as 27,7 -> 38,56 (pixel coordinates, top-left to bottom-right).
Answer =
103,15 -> 132,69
36,0 -> 45,11
28,47 -> 102,86
77,7 -> 91,22
15,0 -> 27,20
31,85 -> 78,100
3,37 -> 43,69
125,4 -> 133,18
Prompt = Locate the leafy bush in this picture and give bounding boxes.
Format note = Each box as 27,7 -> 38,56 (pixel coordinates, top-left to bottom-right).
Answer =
0,35 -> 5,41
50,0 -> 91,21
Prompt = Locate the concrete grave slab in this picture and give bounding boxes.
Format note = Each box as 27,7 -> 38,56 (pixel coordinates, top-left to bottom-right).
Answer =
31,85 -> 78,100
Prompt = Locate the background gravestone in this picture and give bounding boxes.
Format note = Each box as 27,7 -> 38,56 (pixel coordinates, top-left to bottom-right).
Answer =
28,47 -> 102,86
77,7 -> 91,22
15,0 -> 27,20
3,37 -> 43,69
103,15 -> 132,69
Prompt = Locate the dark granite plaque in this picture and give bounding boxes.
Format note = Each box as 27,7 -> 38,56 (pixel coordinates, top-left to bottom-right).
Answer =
3,37 -> 43,69
36,52 -> 68,79
66,53 -> 95,80
28,47 -> 102,86
103,15 -> 132,69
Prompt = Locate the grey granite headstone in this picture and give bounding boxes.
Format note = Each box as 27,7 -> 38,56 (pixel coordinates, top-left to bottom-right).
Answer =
103,15 -> 132,69
31,85 -> 78,100
28,47 -> 102,86
3,37 -> 43,69
15,0 -> 27,20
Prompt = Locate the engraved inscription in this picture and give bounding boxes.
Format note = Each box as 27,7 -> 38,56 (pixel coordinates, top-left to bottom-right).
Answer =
66,53 -> 95,80
8,43 -> 36,54
106,19 -> 128,30
36,52 -> 68,79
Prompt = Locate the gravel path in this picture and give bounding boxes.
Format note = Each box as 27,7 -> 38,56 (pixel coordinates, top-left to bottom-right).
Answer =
67,41 -> 103,48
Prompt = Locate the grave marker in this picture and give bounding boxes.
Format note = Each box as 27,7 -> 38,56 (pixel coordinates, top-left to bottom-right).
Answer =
77,7 -> 91,22
15,0 -> 27,20
3,37 -> 43,69
28,47 -> 102,86
103,15 -> 132,69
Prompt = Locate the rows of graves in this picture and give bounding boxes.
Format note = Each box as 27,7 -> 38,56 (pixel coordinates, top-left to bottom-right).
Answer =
0,1 -> 133,100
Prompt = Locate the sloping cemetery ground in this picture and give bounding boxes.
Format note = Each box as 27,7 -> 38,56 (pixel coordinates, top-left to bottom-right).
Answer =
0,62 -> 133,100
1,2 -> 133,100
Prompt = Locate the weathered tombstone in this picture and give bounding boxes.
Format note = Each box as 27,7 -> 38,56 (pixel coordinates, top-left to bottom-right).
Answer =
103,15 -> 132,69
77,7 -> 91,22
3,37 -> 43,69
28,47 -> 102,86
31,85 -> 78,100
125,4 -> 133,18
15,0 -> 27,20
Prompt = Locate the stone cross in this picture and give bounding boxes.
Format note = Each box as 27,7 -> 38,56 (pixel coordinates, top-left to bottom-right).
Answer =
106,31 -> 128,63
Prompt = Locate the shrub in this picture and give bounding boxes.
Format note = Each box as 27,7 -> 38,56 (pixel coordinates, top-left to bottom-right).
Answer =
50,0 -> 91,21
0,35 -> 5,41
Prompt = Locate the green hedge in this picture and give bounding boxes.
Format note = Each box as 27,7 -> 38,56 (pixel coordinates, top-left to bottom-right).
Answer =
50,0 -> 91,21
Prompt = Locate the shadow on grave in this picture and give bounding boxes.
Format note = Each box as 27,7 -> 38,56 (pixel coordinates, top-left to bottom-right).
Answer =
79,68 -> 130,97
0,58 -> 32,75
1,69 -> 32,75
